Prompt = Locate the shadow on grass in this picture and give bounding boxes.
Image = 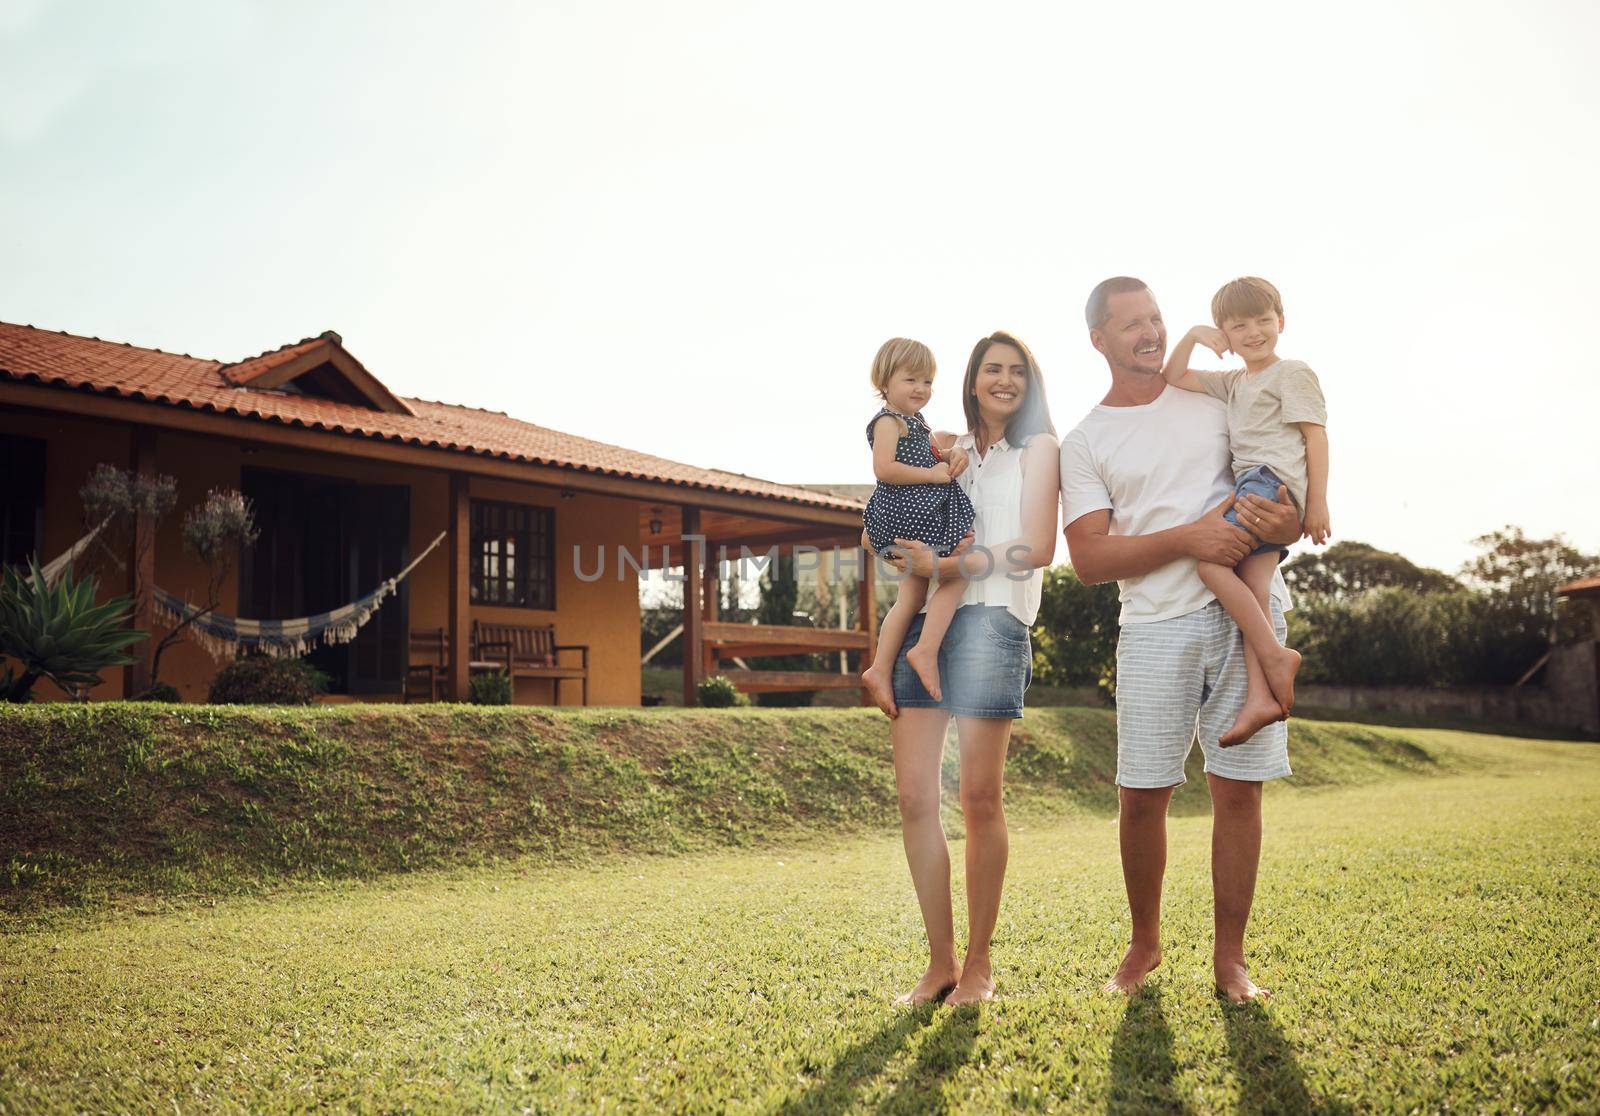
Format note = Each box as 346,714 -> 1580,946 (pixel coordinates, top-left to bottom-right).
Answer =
775,1003 -> 949,1115
1107,987 -> 1190,1114
1221,999 -> 1350,1115
876,1005 -> 981,1115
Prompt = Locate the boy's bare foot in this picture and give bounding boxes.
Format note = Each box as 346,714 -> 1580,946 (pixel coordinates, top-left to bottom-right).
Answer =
944,958 -> 994,1006
893,959 -> 961,1006
1215,959 -> 1270,1004
861,665 -> 897,718
1220,692 -> 1288,747
1102,945 -> 1162,994
905,644 -> 942,702
1262,647 -> 1302,715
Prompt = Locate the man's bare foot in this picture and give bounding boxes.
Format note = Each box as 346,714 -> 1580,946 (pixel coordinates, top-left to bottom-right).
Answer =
1220,690 -> 1288,747
1215,959 -> 1271,1004
1102,945 -> 1162,994
861,665 -> 898,718
1262,647 -> 1302,714
905,644 -> 942,702
893,959 -> 961,1007
945,958 -> 994,1006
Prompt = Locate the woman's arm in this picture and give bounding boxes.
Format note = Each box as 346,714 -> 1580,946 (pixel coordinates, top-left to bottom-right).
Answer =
872,415 -> 949,485
1163,326 -> 1229,392
1299,423 -> 1330,544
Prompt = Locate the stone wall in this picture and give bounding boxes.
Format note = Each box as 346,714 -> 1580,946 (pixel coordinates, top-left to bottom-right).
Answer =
1298,640 -> 1600,738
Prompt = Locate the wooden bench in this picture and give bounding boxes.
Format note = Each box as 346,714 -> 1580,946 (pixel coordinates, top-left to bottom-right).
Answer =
404,628 -> 512,703
472,620 -> 590,706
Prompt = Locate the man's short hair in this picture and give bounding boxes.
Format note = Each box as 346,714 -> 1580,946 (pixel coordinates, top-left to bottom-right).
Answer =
1085,277 -> 1150,330
1211,276 -> 1283,327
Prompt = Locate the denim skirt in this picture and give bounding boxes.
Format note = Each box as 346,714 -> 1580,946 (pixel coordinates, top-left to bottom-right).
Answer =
891,604 -> 1033,719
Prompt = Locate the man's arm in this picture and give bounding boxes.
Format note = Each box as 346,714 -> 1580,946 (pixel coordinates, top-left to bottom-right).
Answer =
1065,497 -> 1254,585
1236,486 -> 1302,546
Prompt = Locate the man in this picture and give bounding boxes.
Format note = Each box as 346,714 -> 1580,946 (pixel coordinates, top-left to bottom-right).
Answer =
1060,277 -> 1302,1003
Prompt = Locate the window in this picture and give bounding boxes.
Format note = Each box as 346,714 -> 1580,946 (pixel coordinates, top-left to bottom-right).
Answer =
471,500 -> 555,609
1,435 -> 45,568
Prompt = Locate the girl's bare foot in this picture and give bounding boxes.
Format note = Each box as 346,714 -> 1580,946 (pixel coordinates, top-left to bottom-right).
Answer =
1102,945 -> 1162,994
905,644 -> 942,702
1220,691 -> 1288,747
945,958 -> 994,1006
1215,959 -> 1270,1004
893,959 -> 961,1007
1262,647 -> 1302,715
861,665 -> 897,718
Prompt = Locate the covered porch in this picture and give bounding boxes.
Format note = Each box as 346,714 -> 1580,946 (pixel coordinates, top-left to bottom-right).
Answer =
634,503 -> 877,705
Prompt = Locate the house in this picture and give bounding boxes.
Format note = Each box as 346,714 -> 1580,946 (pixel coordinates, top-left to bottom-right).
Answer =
0,321 -> 875,706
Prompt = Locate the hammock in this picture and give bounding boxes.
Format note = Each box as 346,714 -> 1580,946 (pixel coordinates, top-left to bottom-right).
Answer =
40,517 -> 112,585
152,531 -> 447,660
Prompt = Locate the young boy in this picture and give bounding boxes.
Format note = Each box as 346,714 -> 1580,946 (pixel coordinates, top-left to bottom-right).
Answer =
1163,276 -> 1329,746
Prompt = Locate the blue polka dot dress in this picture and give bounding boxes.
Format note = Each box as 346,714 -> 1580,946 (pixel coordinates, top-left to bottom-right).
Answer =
863,407 -> 976,557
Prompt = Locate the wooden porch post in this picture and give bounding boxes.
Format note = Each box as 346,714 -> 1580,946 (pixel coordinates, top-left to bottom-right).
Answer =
701,538 -> 719,681
682,507 -> 702,706
858,545 -> 877,705
447,473 -> 471,701
126,426 -> 157,697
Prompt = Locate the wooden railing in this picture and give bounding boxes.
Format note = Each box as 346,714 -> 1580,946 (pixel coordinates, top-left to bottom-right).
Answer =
700,621 -> 869,694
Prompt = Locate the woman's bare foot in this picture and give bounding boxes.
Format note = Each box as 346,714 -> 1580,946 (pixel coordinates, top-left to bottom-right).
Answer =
1215,958 -> 1270,1004
1220,690 -> 1288,747
893,959 -> 961,1007
905,643 -> 942,702
1262,647 -> 1302,715
944,958 -> 994,1006
1102,945 -> 1162,994
861,665 -> 898,718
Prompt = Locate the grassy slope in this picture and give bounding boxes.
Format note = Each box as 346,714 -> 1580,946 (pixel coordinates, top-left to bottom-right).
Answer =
1,705 -> 1437,909
2,726 -> 1596,1112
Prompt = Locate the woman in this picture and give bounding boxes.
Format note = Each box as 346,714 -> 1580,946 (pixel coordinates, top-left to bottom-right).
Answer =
879,331 -> 1060,1006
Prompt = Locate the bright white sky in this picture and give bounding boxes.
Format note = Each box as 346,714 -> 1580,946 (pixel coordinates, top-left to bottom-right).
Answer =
3,0 -> 1596,574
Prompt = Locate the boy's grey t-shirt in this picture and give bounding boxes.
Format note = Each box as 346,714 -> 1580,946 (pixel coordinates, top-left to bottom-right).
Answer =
1194,358 -> 1327,512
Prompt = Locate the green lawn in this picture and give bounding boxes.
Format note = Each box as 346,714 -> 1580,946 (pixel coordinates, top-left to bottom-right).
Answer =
3,726 -> 1597,1112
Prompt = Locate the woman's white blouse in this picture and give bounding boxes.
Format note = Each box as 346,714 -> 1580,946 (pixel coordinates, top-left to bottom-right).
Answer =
947,430 -> 1043,627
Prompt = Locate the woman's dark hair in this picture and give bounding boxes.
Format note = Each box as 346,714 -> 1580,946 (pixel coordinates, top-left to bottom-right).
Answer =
961,331 -> 1056,448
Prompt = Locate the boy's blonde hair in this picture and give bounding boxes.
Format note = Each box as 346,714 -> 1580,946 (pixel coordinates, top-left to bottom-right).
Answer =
870,338 -> 936,398
1211,276 -> 1283,327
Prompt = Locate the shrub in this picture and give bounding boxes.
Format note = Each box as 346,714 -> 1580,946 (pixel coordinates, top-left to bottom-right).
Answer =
697,675 -> 746,708
469,670 -> 512,705
132,682 -> 182,703
0,559 -> 146,701
208,656 -> 329,705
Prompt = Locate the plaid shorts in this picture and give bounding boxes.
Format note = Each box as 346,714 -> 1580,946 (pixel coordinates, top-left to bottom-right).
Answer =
1113,599 -> 1291,788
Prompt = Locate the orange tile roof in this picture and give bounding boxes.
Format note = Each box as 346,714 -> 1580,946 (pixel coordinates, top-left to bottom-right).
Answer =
1558,574 -> 1600,597
0,321 -> 862,514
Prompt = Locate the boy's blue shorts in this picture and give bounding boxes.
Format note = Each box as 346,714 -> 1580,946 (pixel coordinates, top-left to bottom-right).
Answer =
1223,464 -> 1291,559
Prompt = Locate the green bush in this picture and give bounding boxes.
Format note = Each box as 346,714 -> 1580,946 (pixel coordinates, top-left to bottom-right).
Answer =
132,682 -> 182,703
207,656 -> 329,705
697,675 -> 746,708
470,670 -> 512,705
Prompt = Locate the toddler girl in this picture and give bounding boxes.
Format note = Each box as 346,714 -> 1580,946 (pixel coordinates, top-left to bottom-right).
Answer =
859,338 -> 976,716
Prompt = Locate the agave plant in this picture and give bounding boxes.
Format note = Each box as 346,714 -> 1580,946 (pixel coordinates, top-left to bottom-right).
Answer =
0,559 -> 147,701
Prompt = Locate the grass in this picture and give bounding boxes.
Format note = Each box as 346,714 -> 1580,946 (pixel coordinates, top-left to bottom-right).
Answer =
0,704 -> 1424,911
2,724 -> 1596,1111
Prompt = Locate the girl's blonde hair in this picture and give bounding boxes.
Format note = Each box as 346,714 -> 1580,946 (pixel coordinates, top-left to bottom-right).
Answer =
870,338 -> 936,398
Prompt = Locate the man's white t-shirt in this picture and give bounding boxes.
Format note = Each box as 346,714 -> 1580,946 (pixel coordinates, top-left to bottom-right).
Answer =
1059,385 -> 1292,625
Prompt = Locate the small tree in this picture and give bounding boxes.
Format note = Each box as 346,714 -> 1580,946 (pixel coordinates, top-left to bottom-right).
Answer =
1032,566 -> 1120,691
149,489 -> 260,684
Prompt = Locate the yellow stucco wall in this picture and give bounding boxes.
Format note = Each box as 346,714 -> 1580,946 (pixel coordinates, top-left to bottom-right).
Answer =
2,411 -> 641,707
